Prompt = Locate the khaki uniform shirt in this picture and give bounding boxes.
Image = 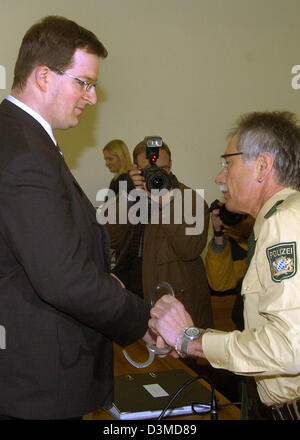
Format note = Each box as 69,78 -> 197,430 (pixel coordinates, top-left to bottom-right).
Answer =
203,188 -> 300,406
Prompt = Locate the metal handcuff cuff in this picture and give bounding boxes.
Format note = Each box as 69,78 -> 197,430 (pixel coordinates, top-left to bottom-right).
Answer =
123,281 -> 175,368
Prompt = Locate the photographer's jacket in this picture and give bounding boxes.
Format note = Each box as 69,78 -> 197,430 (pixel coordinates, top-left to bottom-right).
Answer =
105,180 -> 213,329
202,188 -> 300,406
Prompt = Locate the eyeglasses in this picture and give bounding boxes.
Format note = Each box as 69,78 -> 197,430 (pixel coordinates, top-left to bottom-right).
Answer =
220,152 -> 243,170
56,69 -> 97,92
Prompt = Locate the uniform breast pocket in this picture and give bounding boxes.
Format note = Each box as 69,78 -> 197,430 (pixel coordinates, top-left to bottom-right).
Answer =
242,264 -> 266,328
242,266 -> 261,295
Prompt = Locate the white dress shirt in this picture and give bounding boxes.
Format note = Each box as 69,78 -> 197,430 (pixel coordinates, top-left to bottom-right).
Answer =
6,94 -> 57,146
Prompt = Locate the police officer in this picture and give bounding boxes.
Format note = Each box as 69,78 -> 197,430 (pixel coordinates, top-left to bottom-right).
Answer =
149,111 -> 300,420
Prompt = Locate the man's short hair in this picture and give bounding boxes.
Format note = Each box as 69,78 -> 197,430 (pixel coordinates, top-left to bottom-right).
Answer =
12,15 -> 108,91
230,111 -> 300,190
133,139 -> 171,164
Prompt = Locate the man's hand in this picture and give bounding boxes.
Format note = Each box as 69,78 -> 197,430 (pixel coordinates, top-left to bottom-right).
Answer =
129,164 -> 145,190
211,207 -> 224,234
142,328 -> 157,345
211,203 -> 226,245
129,164 -> 173,207
148,294 -> 194,349
149,295 -> 207,359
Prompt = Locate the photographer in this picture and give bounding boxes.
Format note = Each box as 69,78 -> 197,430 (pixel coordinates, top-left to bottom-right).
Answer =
205,194 -> 254,330
105,137 -> 213,330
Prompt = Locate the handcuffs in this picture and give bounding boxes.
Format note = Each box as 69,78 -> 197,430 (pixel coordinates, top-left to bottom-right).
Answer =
122,281 -> 175,368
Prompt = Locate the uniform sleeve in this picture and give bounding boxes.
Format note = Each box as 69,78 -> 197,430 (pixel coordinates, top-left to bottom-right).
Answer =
203,208 -> 300,376
205,238 -> 247,291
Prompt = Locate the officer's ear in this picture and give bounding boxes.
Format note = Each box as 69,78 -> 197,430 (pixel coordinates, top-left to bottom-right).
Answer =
256,152 -> 274,183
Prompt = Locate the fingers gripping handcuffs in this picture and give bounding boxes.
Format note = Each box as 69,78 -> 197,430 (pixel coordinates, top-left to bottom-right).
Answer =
122,282 -> 175,368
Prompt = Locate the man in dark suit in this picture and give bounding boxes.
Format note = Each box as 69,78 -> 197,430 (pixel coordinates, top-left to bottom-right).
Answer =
0,16 -> 152,420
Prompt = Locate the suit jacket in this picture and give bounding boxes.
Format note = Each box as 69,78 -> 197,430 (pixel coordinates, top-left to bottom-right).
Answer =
0,99 -> 149,419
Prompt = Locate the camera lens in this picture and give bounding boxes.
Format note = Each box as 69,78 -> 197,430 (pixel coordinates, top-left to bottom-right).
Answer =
149,174 -> 166,190
142,166 -> 171,192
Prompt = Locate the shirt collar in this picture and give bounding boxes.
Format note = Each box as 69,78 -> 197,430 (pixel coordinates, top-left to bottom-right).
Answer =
254,187 -> 298,240
6,95 -> 57,146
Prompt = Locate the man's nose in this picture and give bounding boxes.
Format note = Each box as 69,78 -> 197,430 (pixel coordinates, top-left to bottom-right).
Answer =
84,86 -> 97,105
215,168 -> 226,185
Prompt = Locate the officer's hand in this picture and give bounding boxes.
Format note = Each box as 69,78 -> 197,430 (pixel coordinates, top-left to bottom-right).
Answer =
149,294 -> 194,349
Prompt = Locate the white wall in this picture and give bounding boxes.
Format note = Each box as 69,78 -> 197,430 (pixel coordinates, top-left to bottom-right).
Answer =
1,0 -> 300,206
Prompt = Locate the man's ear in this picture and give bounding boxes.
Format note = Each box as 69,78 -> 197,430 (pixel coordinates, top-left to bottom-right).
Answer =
34,66 -> 51,92
256,152 -> 274,182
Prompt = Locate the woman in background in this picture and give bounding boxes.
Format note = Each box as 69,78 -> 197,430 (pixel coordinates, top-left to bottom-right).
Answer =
103,139 -> 133,270
103,139 -> 132,194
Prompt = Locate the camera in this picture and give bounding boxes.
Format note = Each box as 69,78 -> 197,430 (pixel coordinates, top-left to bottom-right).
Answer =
141,136 -> 172,192
209,199 -> 246,226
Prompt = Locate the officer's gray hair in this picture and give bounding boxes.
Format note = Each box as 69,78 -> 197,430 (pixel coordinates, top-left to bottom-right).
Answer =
229,111 -> 300,190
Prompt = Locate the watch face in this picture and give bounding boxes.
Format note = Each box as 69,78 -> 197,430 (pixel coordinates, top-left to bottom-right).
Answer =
185,327 -> 200,338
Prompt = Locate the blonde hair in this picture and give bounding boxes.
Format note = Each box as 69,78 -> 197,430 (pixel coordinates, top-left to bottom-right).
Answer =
103,139 -> 132,178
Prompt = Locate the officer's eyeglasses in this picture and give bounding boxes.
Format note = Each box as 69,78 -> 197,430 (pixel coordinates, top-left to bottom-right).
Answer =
220,152 -> 244,171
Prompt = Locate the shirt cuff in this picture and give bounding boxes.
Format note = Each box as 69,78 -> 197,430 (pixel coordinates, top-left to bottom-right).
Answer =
202,330 -> 230,369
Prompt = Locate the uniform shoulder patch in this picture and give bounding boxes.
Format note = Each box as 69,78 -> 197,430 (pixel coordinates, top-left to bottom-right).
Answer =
266,242 -> 297,283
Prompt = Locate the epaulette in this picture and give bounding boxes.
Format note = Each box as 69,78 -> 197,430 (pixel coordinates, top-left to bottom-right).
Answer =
264,200 -> 284,219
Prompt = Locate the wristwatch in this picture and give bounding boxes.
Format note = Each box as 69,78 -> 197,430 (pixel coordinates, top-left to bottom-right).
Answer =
181,326 -> 204,356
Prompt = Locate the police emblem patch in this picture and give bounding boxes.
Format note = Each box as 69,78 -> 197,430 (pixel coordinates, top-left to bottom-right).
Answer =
266,242 -> 297,283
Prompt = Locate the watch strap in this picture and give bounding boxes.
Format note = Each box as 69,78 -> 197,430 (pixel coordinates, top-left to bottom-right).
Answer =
181,328 -> 203,356
181,336 -> 190,356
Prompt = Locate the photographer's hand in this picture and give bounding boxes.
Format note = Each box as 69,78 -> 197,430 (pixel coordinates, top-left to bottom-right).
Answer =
129,164 -> 173,206
129,164 -> 145,190
211,207 -> 226,245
